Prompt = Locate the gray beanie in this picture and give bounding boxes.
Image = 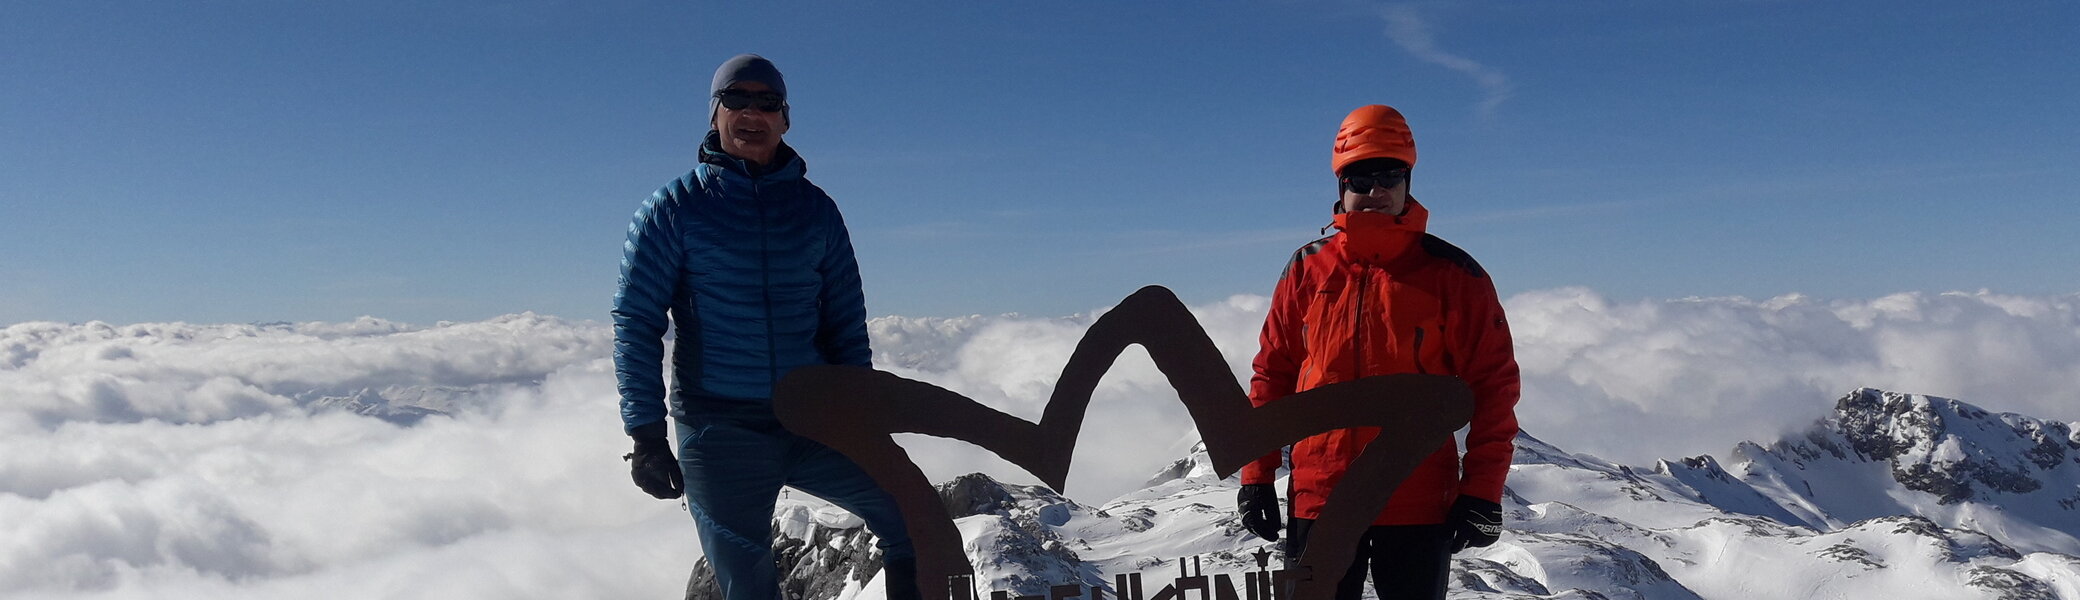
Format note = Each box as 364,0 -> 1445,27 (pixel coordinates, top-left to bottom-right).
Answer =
709,54 -> 788,125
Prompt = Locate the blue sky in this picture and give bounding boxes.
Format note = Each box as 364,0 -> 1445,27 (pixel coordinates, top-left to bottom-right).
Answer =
4,1 -> 2076,325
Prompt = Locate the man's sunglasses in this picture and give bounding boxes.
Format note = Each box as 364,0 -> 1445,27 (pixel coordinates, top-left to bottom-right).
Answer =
1340,168 -> 1410,195
715,89 -> 786,113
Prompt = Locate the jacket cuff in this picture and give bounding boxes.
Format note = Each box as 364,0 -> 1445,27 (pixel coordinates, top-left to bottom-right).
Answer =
1239,453 -> 1279,485
1457,480 -> 1507,505
628,420 -> 669,441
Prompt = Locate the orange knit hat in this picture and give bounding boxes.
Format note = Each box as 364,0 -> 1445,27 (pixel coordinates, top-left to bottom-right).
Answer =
1332,105 -> 1417,174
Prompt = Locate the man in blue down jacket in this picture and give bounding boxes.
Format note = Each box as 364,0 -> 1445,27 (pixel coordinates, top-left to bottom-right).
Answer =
615,54 -> 918,600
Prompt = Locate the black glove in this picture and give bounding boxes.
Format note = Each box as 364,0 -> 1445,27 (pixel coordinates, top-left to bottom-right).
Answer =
1237,483 -> 1282,541
625,421 -> 684,500
1446,495 -> 1502,553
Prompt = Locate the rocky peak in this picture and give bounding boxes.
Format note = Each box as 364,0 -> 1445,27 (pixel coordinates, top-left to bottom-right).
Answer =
306,387 -> 449,426
940,472 -> 1024,520
1822,388 -> 2073,504
1514,431 -> 1598,470
1141,440 -> 1227,488
1832,388 -> 1961,463
937,472 -> 1080,521
685,501 -> 885,600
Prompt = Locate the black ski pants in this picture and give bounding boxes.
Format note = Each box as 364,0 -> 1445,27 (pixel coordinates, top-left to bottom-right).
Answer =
1284,518 -> 1451,600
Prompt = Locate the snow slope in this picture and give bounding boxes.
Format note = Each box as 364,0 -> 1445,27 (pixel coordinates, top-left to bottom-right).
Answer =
698,388 -> 2080,600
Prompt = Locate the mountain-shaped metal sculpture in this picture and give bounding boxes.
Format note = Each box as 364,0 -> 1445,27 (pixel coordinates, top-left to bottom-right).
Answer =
772,286 -> 1473,600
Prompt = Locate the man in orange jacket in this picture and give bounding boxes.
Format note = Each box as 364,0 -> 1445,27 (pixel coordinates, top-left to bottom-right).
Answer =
1234,105 -> 1521,600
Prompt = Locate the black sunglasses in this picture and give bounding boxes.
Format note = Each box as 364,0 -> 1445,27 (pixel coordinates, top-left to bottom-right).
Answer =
1340,168 -> 1410,195
715,89 -> 786,113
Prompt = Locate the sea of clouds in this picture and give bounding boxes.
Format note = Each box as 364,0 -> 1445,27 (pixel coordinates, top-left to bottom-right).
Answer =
4,288 -> 2078,598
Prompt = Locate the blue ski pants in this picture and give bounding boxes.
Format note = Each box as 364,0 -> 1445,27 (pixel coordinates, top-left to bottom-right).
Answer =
677,415 -> 915,600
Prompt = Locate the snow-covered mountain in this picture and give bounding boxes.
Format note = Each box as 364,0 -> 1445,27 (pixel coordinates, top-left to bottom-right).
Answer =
304,385 -> 467,425
688,388 -> 2080,600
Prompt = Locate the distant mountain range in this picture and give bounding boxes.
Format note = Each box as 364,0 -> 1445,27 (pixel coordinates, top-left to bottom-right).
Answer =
685,388 -> 2080,600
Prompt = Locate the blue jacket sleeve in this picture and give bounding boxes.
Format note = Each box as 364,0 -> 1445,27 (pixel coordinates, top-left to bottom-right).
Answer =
815,197 -> 872,368
613,186 -> 684,435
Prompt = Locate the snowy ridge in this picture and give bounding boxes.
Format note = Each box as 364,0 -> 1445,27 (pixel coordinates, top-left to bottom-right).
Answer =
1734,388 -> 2080,555
695,388 -> 2080,600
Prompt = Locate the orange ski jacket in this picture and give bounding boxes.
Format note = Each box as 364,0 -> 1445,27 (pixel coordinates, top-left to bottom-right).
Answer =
1239,199 -> 1521,525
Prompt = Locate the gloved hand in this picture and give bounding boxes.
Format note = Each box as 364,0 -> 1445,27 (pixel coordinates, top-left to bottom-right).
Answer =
1236,483 -> 1282,541
1446,494 -> 1503,553
625,421 -> 683,500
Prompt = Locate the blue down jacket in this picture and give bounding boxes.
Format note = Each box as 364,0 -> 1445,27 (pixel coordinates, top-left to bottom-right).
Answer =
614,133 -> 871,433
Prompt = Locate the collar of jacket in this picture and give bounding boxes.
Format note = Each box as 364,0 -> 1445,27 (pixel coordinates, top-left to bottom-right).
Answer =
1331,197 -> 1430,267
698,130 -> 806,182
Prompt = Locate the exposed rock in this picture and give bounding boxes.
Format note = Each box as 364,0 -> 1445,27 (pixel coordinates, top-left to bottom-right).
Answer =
685,507 -> 887,600
1814,542 -> 1884,569
940,473 -> 1021,520
1827,388 -> 2049,504
1505,533 -> 1703,600
1452,557 -> 1554,596
689,473 -> 1086,600
1140,457 -> 1195,489
1965,566 -> 2059,600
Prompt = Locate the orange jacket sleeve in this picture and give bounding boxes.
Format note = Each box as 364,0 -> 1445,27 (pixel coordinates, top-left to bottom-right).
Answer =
1241,252 -> 1309,485
1450,271 -> 1520,503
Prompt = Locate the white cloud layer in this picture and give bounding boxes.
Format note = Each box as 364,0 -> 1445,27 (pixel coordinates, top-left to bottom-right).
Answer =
5,288 -> 2078,597
1508,288 -> 2080,464
0,315 -> 697,598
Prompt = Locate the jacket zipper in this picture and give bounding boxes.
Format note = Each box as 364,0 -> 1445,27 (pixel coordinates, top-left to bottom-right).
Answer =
757,179 -> 777,385
1353,267 -> 1368,379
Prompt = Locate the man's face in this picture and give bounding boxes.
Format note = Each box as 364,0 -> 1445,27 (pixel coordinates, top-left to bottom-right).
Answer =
712,81 -> 788,165
1338,168 -> 1410,216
